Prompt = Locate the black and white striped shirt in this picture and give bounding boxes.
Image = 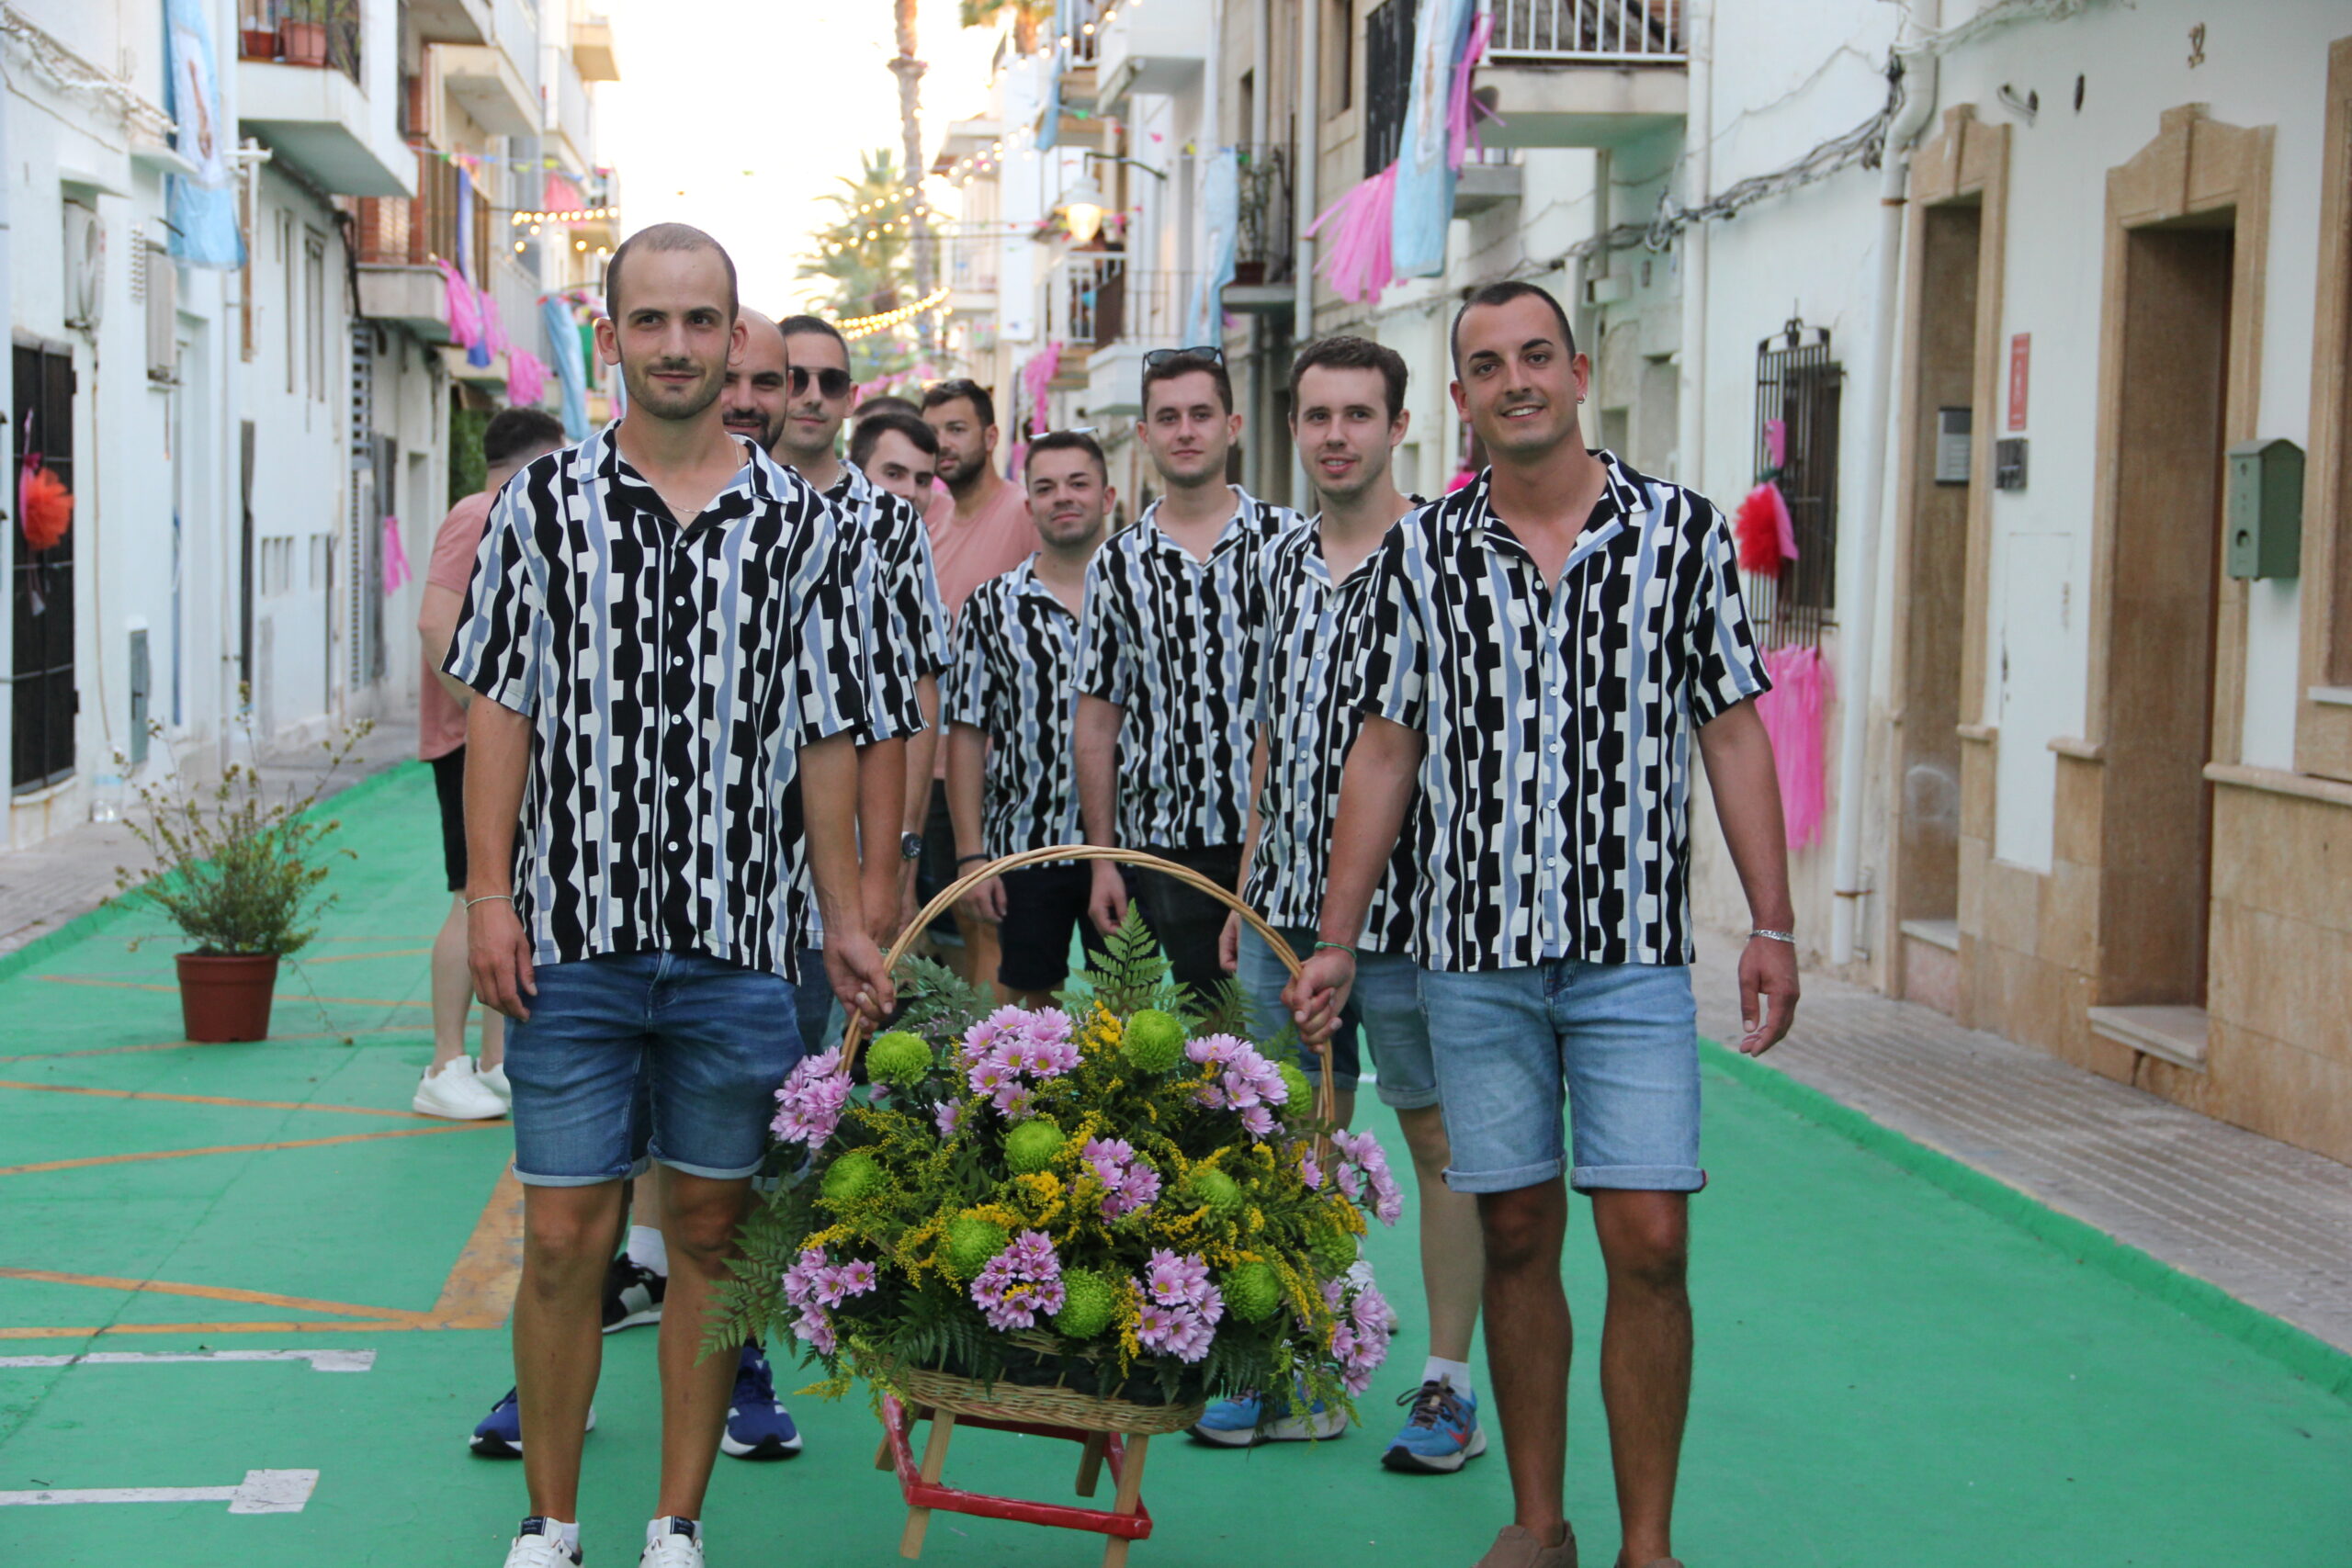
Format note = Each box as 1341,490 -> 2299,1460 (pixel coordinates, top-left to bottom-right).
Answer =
446,425 -> 870,984
1338,455 -> 1770,972
1076,487 -> 1304,850
824,461 -> 951,741
942,558 -> 1082,855
1241,518 -> 1417,950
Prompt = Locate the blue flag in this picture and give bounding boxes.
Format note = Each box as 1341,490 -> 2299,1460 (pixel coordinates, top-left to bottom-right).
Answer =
164,0 -> 244,269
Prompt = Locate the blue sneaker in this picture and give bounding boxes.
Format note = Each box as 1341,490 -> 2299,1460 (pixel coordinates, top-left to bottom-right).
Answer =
1381,1379 -> 1487,1473
1189,1388 -> 1347,1447
469,1387 -> 595,1458
720,1342 -> 802,1459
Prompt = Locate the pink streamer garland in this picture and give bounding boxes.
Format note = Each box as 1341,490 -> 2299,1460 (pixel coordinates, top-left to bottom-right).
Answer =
1444,12 -> 1498,172
436,261 -> 482,349
1306,164 -> 1399,305
380,514 -> 412,594
1756,645 -> 1834,850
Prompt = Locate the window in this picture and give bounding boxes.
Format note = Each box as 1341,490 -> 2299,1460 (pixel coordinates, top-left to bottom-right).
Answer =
278,209 -> 297,395
12,343 -> 79,792
1363,0 -> 1413,176
1328,0 -> 1355,117
1749,320 -> 1843,649
304,230 -> 328,402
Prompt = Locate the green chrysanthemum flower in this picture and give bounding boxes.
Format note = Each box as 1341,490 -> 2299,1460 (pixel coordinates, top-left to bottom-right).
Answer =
1221,1261 -> 1283,1323
1276,1062 -> 1314,1115
865,1030 -> 933,1087
943,1214 -> 1010,1279
1052,1269 -> 1118,1339
1005,1116 -> 1065,1174
1121,1009 -> 1187,1074
820,1150 -> 885,1206
1184,1167 -> 1244,1214
1309,1222 -> 1359,1278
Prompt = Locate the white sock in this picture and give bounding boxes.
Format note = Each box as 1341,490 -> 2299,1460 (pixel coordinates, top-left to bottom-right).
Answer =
543,1519 -> 580,1553
1424,1355 -> 1475,1399
627,1224 -> 669,1277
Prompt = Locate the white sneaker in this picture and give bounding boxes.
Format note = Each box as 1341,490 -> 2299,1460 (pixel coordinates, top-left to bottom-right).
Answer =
478,1061 -> 514,1108
415,1056 -> 508,1120
640,1518 -> 704,1567
503,1518 -> 581,1567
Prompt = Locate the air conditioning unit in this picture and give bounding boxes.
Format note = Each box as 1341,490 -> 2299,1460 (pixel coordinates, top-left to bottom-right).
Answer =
64,200 -> 107,330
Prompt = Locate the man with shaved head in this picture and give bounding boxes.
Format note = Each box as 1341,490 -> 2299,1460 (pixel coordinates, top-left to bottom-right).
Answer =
447,224 -> 891,1568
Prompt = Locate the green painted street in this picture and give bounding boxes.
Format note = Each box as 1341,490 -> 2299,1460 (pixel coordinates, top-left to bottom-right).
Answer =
1,763 -> 2345,1566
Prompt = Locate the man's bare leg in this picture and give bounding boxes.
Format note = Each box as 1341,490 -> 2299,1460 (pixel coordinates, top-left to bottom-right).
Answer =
1478,1179 -> 1573,1545
652,1168 -> 755,1521
431,895 -> 507,1071
1396,1105 -> 1483,1364
1591,1190 -> 1690,1567
514,1180 -> 627,1522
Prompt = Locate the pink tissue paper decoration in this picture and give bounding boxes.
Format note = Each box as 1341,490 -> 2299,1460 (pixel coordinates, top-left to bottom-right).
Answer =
1756,645 -> 1833,851
1019,342 -> 1062,435
1444,11 -> 1499,172
1306,164 -> 1399,306
1765,416 -> 1787,471
1733,480 -> 1798,574
481,294 -> 511,357
436,261 -> 482,349
380,514 -> 412,595
507,348 -> 548,408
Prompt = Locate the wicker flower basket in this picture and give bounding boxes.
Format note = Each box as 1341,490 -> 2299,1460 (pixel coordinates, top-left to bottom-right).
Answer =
839,844 -> 1324,1437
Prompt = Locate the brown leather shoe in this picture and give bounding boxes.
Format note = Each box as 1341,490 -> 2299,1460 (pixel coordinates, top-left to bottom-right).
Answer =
1474,1523 -> 1578,1568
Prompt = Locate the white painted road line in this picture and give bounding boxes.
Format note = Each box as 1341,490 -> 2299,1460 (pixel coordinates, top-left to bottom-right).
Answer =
0,1349 -> 373,1372
0,1469 -> 319,1513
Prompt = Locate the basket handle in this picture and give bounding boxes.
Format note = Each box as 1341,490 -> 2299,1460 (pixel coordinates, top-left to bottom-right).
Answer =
839,844 -> 1334,1124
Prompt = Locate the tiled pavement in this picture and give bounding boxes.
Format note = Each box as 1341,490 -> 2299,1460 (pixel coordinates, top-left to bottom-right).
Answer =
1691,926 -> 2352,1355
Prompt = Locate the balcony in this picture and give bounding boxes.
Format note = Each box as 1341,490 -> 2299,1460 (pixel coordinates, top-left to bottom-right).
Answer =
932,116 -> 1001,178
1223,145 -> 1295,314
1476,0 -> 1689,149
1094,0 -> 1204,113
571,14 -> 620,81
405,0 -> 492,44
237,0 -> 414,196
550,52 -> 595,175
1453,148 -> 1523,214
1057,0 -> 1102,112
1042,256 -> 1197,418
354,152 -> 492,340
947,231 -> 1001,318
432,0 -> 539,137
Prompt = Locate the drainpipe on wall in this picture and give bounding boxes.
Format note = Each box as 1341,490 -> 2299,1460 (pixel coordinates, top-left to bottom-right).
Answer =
1293,0 -> 1322,502
1675,0 -> 1710,489
1829,0 -> 1940,967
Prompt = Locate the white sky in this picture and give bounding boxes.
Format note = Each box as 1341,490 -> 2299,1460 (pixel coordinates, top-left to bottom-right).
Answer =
595,0 -> 1005,313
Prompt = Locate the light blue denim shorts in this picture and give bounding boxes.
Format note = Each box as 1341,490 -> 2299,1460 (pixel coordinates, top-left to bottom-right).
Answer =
503,950 -> 805,1187
1235,925 -> 1439,1110
1417,959 -> 1702,1195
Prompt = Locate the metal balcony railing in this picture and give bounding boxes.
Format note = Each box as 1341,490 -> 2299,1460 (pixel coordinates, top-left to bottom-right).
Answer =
492,0 -> 542,99
554,52 -> 594,166
1063,0 -> 1103,63
1234,145 -> 1294,286
948,232 -> 1001,296
1050,255 -> 1196,352
240,0 -> 363,85
1484,0 -> 1685,62
354,150 -> 491,279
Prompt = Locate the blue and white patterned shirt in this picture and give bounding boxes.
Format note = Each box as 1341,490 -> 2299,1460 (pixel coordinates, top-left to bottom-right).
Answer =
824,460 -> 951,741
1075,486 -> 1304,850
1338,454 -> 1770,972
446,424 -> 869,983
942,558 -> 1083,855
1240,517 -> 1418,949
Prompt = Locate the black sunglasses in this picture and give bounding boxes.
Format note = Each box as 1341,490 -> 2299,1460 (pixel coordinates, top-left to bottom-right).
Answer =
790,366 -> 855,400
1141,345 -> 1226,370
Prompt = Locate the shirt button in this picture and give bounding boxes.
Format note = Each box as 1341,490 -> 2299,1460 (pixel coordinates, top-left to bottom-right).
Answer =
673,656 -> 685,668
668,840 -> 682,852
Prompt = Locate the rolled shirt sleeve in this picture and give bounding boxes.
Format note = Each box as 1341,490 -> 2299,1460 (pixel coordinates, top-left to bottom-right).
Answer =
941,592 -> 992,733
790,505 -> 874,750
1682,504 -> 1773,726
1339,539 -> 1427,734
442,474 -> 544,716
1074,553 -> 1136,708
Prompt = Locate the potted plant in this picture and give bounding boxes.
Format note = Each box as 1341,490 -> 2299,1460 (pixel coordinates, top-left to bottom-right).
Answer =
715,886 -> 1404,1433
113,709 -> 368,1043
277,0 -> 328,66
239,23 -> 280,60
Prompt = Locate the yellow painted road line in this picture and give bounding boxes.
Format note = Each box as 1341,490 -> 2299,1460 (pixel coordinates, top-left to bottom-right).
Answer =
0,1319 -> 424,1340
0,1267 -> 446,1325
0,1079 -> 453,1120
430,1168 -> 526,1328
0,1121 -> 500,1177
0,1027 -> 428,1063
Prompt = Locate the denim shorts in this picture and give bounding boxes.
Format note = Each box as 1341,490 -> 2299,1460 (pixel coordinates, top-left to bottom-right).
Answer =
1235,926 -> 1440,1111
503,950 -> 805,1187
1417,960 -> 1702,1195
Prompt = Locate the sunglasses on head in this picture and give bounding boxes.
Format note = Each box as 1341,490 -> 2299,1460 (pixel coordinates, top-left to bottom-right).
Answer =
790,366 -> 855,400
1142,345 -> 1226,370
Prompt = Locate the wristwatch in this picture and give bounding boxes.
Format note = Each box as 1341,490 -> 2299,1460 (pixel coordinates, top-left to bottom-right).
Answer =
899,832 -> 925,863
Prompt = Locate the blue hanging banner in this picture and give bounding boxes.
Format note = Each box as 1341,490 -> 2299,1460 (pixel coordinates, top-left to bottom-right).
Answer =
543,296 -> 591,441
1188,148 -> 1239,345
1391,0 -> 1475,280
163,0 -> 244,269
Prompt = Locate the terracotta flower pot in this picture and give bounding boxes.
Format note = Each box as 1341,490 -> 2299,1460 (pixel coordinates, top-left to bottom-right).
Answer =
278,20 -> 327,65
240,28 -> 280,60
175,953 -> 281,1043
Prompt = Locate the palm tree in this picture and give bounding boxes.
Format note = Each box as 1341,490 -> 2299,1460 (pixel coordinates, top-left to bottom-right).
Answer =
797,150 -> 919,380
888,0 -> 936,338
959,0 -> 1052,54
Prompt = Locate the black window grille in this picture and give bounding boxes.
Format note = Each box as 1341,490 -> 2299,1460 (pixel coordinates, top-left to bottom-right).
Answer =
1364,0 -> 1417,178
13,342 -> 79,793
1749,319 -> 1841,649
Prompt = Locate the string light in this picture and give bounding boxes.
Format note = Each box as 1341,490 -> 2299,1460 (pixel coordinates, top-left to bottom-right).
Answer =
510,205 -> 620,225
838,284 -> 952,340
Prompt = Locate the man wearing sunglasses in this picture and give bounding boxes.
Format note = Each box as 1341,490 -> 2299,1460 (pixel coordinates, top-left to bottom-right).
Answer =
1074,346 -> 1305,994
774,315 -> 952,1013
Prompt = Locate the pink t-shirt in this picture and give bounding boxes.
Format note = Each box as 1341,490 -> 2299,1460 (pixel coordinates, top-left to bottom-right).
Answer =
419,491 -> 495,761
924,476 -> 1040,778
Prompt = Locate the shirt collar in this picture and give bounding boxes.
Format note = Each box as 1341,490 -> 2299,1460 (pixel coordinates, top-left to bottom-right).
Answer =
1136,484 -> 1265,561
1461,450 -> 1647,571
591,420 -> 770,530
1007,555 -> 1079,615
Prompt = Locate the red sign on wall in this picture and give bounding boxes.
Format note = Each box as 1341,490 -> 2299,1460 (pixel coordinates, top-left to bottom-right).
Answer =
2007,333 -> 2030,431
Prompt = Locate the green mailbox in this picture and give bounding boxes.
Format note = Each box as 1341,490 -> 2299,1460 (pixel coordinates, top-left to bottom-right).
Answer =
2224,438 -> 2302,581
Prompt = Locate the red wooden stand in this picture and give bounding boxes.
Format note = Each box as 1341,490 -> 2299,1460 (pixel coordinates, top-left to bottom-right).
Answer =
875,1393 -> 1159,1566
